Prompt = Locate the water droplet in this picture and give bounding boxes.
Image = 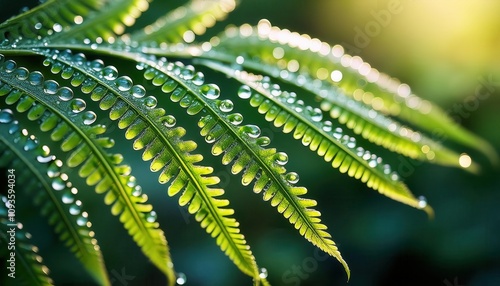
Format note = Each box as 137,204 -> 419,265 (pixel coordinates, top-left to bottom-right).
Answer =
24,138 -> 37,151
57,86 -> 74,101
322,121 -> 332,132
285,172 -> 299,184
146,211 -> 157,223
115,76 -> 132,91
28,71 -> 44,86
34,22 -> 42,30
160,115 -> 176,128
70,98 -> 86,113
333,127 -> 343,140
61,191 -> 74,204
82,111 -> 97,125
192,72 -> 205,85
347,137 -> 356,149
176,272 -> 187,285
89,59 -> 104,71
256,136 -> 270,147
180,65 -> 195,80
43,80 -> 59,94
417,196 -> 427,209
61,66 -> 74,79
238,85 -> 252,99
53,23 -> 63,33
76,216 -> 88,226
131,85 -> 146,98
69,203 -> 81,215
103,66 -> 118,80
241,124 -> 261,138
390,172 -> 399,181
274,152 -> 288,165
307,107 -> 323,122
200,83 -> 220,100
218,99 -> 234,112
259,268 -> 268,279
3,60 -> 17,73
458,153 -> 472,168
132,186 -> 142,197
14,67 -> 29,80
52,177 -> 66,191
144,96 -> 157,108
368,158 -> 378,168
0,109 -> 14,123
205,134 -> 216,143
72,53 -> 86,65
227,113 -> 243,125
47,160 -> 61,178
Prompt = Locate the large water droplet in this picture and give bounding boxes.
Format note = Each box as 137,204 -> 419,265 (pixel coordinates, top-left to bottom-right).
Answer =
285,172 -> 299,184
307,107 -> 323,122
89,59 -> 104,71
82,111 -> 97,125
47,160 -> 61,178
52,177 -> 66,191
176,272 -> 187,285
14,67 -> 29,80
259,268 -> 268,279
132,186 -> 142,197
131,85 -> 146,98
333,127 -> 343,140
417,196 -> 427,209
69,203 -> 81,215
28,71 -> 44,86
241,124 -> 261,138
200,83 -> 220,100
43,80 -> 59,94
322,121 -> 332,132
160,115 -> 176,128
238,85 -> 252,99
144,96 -> 158,108
180,65 -> 195,80
70,98 -> 86,113
0,109 -> 14,123
227,113 -> 243,125
3,60 -> 17,73
103,66 -> 118,80
192,72 -> 205,85
57,86 -> 74,101
61,191 -> 74,204
146,211 -> 157,223
274,152 -> 288,165
218,99 -> 234,113
115,76 -> 132,91
76,215 -> 88,226
256,136 -> 270,147
24,138 -> 37,151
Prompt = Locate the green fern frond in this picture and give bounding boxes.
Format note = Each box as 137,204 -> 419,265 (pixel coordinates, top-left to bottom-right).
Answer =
0,0 -> 102,43
198,60 -> 434,215
127,0 -> 237,44
39,49 -> 264,282
209,20 -> 497,164
136,55 -> 350,278
0,54 -> 175,284
0,110 -> 110,285
0,201 -> 53,286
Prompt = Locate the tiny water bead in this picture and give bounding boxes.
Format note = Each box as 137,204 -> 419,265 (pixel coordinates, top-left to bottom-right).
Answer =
237,84 -> 252,99
70,98 -> 86,113
0,109 -> 14,123
146,211 -> 157,223
176,272 -> 187,285
259,268 -> 268,279
200,83 -> 220,100
417,196 -> 427,209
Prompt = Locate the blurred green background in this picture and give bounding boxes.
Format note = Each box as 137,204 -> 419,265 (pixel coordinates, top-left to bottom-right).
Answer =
1,0 -> 500,285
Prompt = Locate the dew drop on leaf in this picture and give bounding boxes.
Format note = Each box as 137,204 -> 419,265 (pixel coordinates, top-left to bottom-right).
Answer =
226,113 -> 243,125
131,85 -> 146,98
144,96 -> 158,108
417,196 -> 427,209
259,268 -> 268,279
51,177 -> 66,191
76,215 -> 88,226
115,76 -> 133,91
192,72 -> 205,85
43,80 -> 59,94
103,66 -> 118,80
82,111 -> 97,125
57,86 -> 74,101
146,211 -> 157,223
200,83 -> 220,100
274,152 -> 289,165
28,71 -> 44,86
70,98 -> 86,113
61,191 -> 74,204
14,67 -> 29,80
69,203 -> 81,215
160,115 -> 176,128
256,136 -> 270,147
176,272 -> 187,285
241,124 -> 261,138
0,109 -> 13,123
285,172 -> 299,184
218,99 -> 234,112
322,121 -> 332,132
3,60 -> 17,73
238,85 -> 252,99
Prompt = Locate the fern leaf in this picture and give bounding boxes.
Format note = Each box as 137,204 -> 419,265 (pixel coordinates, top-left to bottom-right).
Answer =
0,54 -> 176,285
0,200 -> 53,286
0,110 -> 110,285
0,0 -> 102,43
127,0 -> 237,44
137,55 -> 351,278
198,60 -> 434,215
209,20 -> 498,164
39,49 -> 263,281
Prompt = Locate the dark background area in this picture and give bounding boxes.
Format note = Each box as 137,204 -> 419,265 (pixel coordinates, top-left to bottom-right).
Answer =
1,1 -> 499,285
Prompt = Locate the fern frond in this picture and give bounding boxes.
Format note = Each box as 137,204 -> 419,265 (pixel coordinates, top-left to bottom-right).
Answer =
0,54 -> 175,285
198,60 -> 434,215
209,20 -> 498,164
127,0 -> 237,44
0,0 -> 102,43
0,200 -> 53,286
40,49 -> 263,281
0,110 -> 110,285
136,55 -> 350,278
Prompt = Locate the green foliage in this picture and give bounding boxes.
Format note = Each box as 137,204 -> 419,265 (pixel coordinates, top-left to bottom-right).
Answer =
0,0 -> 494,285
